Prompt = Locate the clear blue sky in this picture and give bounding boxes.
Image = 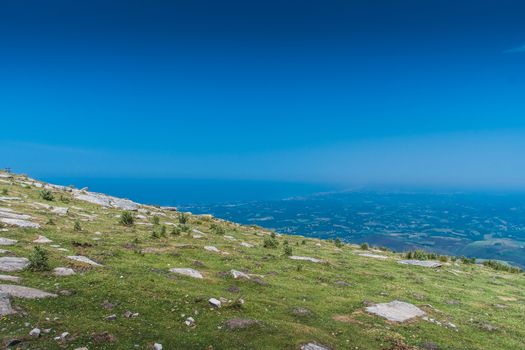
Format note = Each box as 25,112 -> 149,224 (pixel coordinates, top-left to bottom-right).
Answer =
1,0 -> 525,188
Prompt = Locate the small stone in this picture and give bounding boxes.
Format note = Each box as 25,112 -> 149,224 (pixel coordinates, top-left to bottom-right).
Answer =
289,256 -> 322,263
61,331 -> 70,340
53,267 -> 75,276
292,307 -> 312,317
153,343 -> 163,350
105,314 -> 117,321
185,316 -> 195,326
0,257 -> 29,272
0,237 -> 17,246
169,268 -> 203,279
29,328 -> 41,337
223,318 -> 260,330
33,235 -> 53,244
365,300 -> 425,322
398,260 -> 442,268
300,343 -> 332,350
230,269 -> 250,279
66,255 -> 102,266
209,298 -> 221,308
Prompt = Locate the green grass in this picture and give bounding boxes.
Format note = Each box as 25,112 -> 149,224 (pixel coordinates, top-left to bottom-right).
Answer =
0,173 -> 524,349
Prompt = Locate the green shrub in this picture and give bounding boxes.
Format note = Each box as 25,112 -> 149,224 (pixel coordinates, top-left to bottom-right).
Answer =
334,238 -> 343,248
482,260 -> 522,274
171,227 -> 181,236
152,216 -> 160,225
40,189 -> 54,201
28,246 -> 50,271
119,211 -> 134,226
46,217 -> 55,225
360,242 -> 369,250
211,223 -> 225,235
178,213 -> 188,224
263,236 -> 279,248
1,188 -> 8,195
180,224 -> 190,232
73,220 -> 82,231
283,244 -> 293,256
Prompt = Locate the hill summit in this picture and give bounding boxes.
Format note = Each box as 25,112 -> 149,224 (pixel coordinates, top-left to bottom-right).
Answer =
0,171 -> 523,349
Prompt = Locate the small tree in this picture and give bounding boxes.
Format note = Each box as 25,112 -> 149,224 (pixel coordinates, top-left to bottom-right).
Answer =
178,212 -> 188,224
263,236 -> 278,248
334,238 -> 343,248
28,246 -> 50,271
360,242 -> 369,250
40,189 -> 54,201
73,220 -> 82,231
152,216 -> 160,225
120,211 -> 134,226
283,244 -> 293,256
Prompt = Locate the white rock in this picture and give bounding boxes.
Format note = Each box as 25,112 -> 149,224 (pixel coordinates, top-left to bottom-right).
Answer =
209,297 -> 221,308
169,268 -> 203,279
204,246 -> 220,253
358,253 -> 388,260
0,284 -> 57,299
0,209 -> 32,220
398,260 -> 442,268
365,300 -> 426,322
185,317 -> 195,326
0,197 -> 21,201
230,269 -> 250,279
0,237 -> 17,246
0,274 -> 21,282
53,267 -> 76,276
66,255 -> 102,266
289,256 -> 322,263
301,343 -> 332,350
29,328 -> 41,337
0,292 -> 15,316
0,218 -> 40,228
153,343 -> 163,350
0,257 -> 29,272
240,242 -> 254,248
51,206 -> 69,215
33,235 -> 53,244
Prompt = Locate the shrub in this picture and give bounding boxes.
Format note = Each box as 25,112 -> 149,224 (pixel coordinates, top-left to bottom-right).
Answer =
1,188 -> 8,195
482,260 -> 522,274
283,244 -> 293,256
152,216 -> 160,225
178,213 -> 188,224
180,224 -> 190,232
301,240 -> 306,245
46,217 -> 55,225
120,211 -> 134,226
360,242 -> 369,250
28,246 -> 50,271
40,189 -> 54,201
334,238 -> 343,248
263,236 -> 279,248
171,227 -> 181,236
73,220 -> 82,231
211,223 -> 225,235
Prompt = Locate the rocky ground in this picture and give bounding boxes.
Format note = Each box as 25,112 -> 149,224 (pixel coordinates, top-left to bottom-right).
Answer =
0,171 -> 524,349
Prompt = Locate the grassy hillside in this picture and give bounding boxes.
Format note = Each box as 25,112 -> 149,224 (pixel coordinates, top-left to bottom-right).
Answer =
0,172 -> 524,350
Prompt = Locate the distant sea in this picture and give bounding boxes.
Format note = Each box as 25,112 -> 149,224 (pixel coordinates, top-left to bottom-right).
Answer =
41,177 -> 336,205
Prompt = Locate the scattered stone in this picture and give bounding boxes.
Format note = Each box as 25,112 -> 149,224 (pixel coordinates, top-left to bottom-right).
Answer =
33,235 -> 53,244
365,300 -> 426,322
0,209 -> 32,220
0,257 -> 30,272
53,267 -> 75,276
0,274 -> 21,282
91,331 -> 116,343
60,332 -> 71,340
421,342 -> 440,350
0,218 -> 40,228
4,338 -> 22,347
153,343 -> 163,350
335,280 -> 351,287
67,255 -> 102,266
0,284 -> 58,299
123,310 -> 139,318
224,318 -> 260,330
74,348 -> 88,350
51,206 -> 69,215
289,256 -> 322,263
169,268 -> 203,279
292,307 -> 312,317
230,269 -> 250,279
398,260 -> 442,268
73,191 -> 139,210
102,300 -> 117,309
0,237 -> 17,246
185,316 -> 195,326
0,292 -> 15,316
240,242 -> 254,248
29,328 -> 41,337
227,286 -> 240,293
105,314 -> 117,321
0,197 -> 21,201
0,249 -> 9,254
209,298 -> 221,308
300,343 -> 332,350
358,253 -> 388,260
480,322 -> 498,332
204,246 -> 220,253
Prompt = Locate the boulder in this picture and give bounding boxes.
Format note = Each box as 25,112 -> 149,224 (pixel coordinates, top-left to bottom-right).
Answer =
358,253 -> 388,260
53,267 -> 76,276
33,235 -> 53,244
0,218 -> 40,228
169,268 -> 203,279
0,284 -> 57,299
0,237 -> 17,246
51,206 -> 69,215
365,300 -> 426,322
289,256 -> 322,263
0,274 -> 21,283
224,318 -> 260,330
398,260 -> 442,268
301,343 -> 332,350
0,292 -> 15,316
67,255 -> 102,266
230,269 -> 250,279
0,257 -> 29,272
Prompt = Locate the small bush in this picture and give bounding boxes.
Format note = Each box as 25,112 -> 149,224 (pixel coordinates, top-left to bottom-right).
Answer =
301,240 -> 306,245
73,220 -> 82,231
1,188 -> 8,195
46,217 -> 55,225
171,227 -> 181,236
120,211 -> 134,226
483,260 -> 522,274
283,244 -> 293,256
178,213 -> 188,224
334,238 -> 343,248
180,224 -> 190,232
211,223 -> 225,235
28,246 -> 50,271
263,236 -> 279,248
360,242 -> 369,250
152,216 -> 160,225
40,189 -> 54,201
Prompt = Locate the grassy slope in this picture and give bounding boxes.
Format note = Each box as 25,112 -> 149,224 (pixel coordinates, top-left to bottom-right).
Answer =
1,173 -> 524,350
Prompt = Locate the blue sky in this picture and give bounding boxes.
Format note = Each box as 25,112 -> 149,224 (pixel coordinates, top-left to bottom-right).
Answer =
1,0 -> 525,188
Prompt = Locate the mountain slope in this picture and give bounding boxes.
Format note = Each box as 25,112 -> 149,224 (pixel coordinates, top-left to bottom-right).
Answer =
0,172 -> 524,349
